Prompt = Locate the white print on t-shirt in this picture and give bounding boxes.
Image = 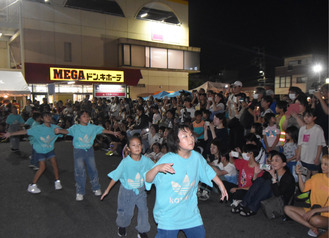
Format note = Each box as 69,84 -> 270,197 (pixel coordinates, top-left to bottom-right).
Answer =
170,174 -> 195,204
78,134 -> 92,144
127,173 -> 143,189
40,135 -> 56,147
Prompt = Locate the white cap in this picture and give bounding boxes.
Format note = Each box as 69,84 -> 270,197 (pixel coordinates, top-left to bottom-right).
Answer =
266,89 -> 274,95
232,81 -> 242,87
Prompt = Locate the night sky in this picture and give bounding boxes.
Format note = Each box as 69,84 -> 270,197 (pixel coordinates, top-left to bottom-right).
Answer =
188,0 -> 328,86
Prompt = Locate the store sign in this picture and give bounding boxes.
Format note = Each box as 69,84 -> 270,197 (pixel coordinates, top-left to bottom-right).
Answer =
94,84 -> 126,97
50,67 -> 124,83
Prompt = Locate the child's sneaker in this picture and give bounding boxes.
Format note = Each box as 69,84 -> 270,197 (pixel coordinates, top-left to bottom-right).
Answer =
137,232 -> 148,238
27,184 -> 41,194
54,180 -> 62,190
307,229 -> 318,237
76,194 -> 84,201
118,227 -> 127,237
93,189 -> 101,196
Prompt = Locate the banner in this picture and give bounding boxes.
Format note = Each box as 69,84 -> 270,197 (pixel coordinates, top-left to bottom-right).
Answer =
50,67 -> 124,83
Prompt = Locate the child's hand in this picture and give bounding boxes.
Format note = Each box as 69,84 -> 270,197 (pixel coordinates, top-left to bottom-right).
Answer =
113,131 -> 120,137
157,163 -> 175,174
295,164 -> 302,175
100,191 -> 109,201
54,128 -> 60,134
1,132 -> 10,138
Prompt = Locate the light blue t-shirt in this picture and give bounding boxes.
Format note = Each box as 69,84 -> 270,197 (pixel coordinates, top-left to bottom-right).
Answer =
27,124 -> 63,154
145,150 -> 216,230
67,124 -> 104,149
108,155 -> 154,195
6,114 -> 24,125
25,117 -> 35,127
28,121 -> 41,145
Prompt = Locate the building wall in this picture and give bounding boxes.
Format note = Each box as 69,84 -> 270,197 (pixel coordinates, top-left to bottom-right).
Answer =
15,0 -> 189,66
9,0 -> 190,99
0,41 -> 8,68
130,70 -> 188,98
274,54 -> 325,95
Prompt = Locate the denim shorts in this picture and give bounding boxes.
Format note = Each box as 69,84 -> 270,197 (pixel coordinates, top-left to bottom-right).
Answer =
301,161 -> 320,172
35,150 -> 56,162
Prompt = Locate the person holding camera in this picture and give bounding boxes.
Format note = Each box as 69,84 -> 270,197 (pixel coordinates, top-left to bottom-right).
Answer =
284,154 -> 329,237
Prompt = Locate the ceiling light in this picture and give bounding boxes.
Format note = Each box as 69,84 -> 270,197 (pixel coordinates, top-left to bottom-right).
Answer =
0,33 -> 2,37
140,13 -> 148,18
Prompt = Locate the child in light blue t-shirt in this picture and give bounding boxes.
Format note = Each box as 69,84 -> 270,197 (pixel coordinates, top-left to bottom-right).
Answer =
145,125 -> 228,238
4,112 -> 63,194
28,112 -> 42,169
6,106 -> 25,151
55,110 -> 119,201
101,135 -> 154,238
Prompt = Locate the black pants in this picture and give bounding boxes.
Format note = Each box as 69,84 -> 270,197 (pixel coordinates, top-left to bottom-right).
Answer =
222,180 -> 248,202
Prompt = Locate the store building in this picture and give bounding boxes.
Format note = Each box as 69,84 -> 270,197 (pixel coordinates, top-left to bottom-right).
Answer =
0,0 -> 200,104
274,54 -> 327,95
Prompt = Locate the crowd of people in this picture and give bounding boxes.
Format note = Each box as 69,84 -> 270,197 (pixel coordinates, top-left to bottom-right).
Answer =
0,80 -> 328,238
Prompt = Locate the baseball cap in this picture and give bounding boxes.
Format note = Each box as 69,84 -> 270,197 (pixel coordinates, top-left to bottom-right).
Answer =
232,81 -> 242,87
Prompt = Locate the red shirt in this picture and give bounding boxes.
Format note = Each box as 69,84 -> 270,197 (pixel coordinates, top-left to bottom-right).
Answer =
235,159 -> 263,188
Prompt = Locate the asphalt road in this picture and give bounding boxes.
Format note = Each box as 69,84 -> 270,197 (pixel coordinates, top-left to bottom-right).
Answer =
0,140 -> 310,238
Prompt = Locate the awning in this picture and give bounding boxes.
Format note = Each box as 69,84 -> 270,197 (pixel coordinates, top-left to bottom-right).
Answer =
25,63 -> 142,86
0,69 -> 31,96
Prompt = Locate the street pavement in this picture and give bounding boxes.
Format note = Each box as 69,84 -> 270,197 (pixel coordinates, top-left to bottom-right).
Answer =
0,140 -> 310,238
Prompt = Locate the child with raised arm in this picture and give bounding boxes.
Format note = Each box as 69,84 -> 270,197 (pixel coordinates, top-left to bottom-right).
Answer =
4,111 -> 63,193
145,125 -> 228,238
101,135 -> 154,238
55,110 -> 119,201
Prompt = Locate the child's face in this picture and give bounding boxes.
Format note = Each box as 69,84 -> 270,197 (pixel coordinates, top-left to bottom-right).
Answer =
161,147 -> 168,154
178,128 -> 195,152
210,143 -> 219,155
270,116 -> 276,124
303,114 -> 316,124
202,113 -> 208,120
43,114 -> 52,123
261,99 -> 268,108
276,106 -> 282,113
321,158 -> 329,174
153,145 -> 160,154
128,138 -> 142,156
285,133 -> 291,140
195,114 -> 202,122
79,112 -> 90,124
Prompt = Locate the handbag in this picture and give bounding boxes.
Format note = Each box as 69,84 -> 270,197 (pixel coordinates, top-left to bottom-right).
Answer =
260,195 -> 285,219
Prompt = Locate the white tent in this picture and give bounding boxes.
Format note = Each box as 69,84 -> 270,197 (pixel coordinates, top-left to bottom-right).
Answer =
190,81 -> 227,93
0,69 -> 31,96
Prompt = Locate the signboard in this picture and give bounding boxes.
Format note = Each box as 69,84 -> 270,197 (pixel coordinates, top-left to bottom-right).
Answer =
50,67 -> 124,83
94,84 -> 126,97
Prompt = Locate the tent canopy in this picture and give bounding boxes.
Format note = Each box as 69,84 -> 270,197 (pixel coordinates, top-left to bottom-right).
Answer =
142,90 -> 191,100
0,69 -> 31,96
190,81 -> 227,93
166,90 -> 191,98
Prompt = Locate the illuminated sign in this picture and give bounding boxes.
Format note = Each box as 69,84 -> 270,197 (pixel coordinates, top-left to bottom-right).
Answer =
50,67 -> 124,83
94,84 -> 126,97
